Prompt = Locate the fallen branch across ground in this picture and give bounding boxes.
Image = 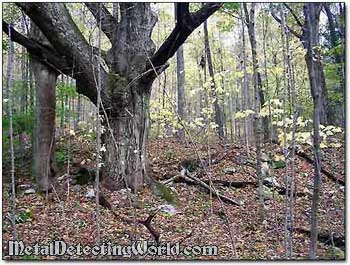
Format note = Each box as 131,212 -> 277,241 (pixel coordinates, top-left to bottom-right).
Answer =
98,192 -> 160,243
296,151 -> 345,186
162,174 -> 256,189
181,171 -> 242,206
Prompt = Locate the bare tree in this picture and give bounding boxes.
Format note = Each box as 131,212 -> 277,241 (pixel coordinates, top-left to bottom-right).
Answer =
302,3 -> 324,259
239,5 -> 250,154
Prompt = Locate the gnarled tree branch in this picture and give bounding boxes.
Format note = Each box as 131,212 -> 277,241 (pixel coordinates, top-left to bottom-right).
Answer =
3,20 -> 70,75
271,9 -> 302,39
85,3 -> 118,42
16,3 -> 108,104
149,3 -> 223,75
283,3 -> 303,27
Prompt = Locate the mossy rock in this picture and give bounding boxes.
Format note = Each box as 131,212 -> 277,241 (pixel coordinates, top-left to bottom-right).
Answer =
272,160 -> 286,169
74,167 -> 95,185
180,158 -> 200,172
263,187 -> 283,201
151,180 -> 179,206
326,246 -> 345,259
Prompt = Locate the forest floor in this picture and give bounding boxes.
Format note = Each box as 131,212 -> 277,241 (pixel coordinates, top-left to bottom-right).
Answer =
2,134 -> 345,260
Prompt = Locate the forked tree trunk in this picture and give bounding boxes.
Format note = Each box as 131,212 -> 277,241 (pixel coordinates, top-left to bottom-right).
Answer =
12,3 -> 222,193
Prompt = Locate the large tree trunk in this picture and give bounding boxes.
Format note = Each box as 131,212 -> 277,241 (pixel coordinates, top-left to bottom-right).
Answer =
30,24 -> 58,192
101,81 -> 151,192
12,3 -> 222,193
301,5 -> 328,126
31,60 -> 58,191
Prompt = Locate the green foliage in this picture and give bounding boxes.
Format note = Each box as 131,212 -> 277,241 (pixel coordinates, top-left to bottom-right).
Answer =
55,150 -> 67,168
16,208 -> 33,224
2,3 -> 21,23
189,3 -> 202,13
57,82 -> 78,98
181,159 -> 199,172
326,246 -> 345,259
223,3 -> 240,11
19,255 -> 40,260
272,159 -> 285,170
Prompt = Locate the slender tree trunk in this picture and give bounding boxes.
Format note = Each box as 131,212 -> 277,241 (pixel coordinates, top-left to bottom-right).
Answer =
112,3 -> 119,22
324,3 -> 344,126
19,15 -> 28,166
175,5 -> 185,141
30,24 -> 58,192
203,19 -> 224,139
262,14 -> 272,142
75,94 -> 81,130
302,3 -> 324,259
218,33 -> 228,140
240,7 -> 249,152
5,23 -> 18,240
281,9 -> 293,257
244,3 -> 264,219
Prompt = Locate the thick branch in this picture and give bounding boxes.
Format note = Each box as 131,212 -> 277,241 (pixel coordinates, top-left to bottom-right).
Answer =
149,3 -> 223,74
243,3 -> 250,25
3,20 -> 70,75
17,3 -> 108,104
85,3 -> 117,42
271,9 -> 302,39
283,3 -> 303,27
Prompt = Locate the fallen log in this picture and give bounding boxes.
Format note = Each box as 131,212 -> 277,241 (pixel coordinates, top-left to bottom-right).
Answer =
296,151 -> 345,186
162,175 -> 256,189
183,171 -> 243,206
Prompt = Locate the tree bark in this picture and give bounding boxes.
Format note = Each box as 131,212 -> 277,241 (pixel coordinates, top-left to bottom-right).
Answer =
203,18 -> 225,139
175,4 -> 185,141
239,6 -> 249,152
101,81 -> 151,192
243,3 -> 264,219
302,3 -> 324,259
30,24 -> 58,192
